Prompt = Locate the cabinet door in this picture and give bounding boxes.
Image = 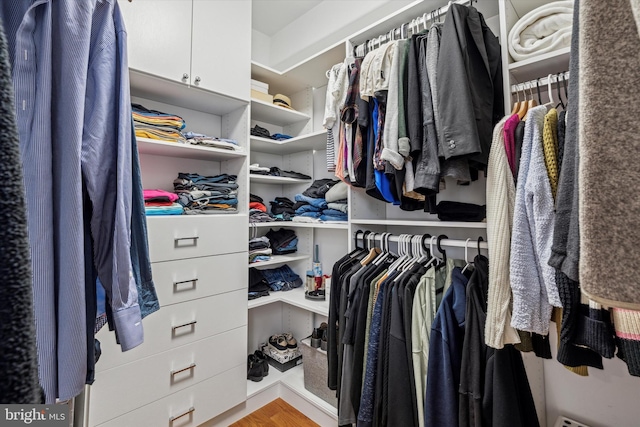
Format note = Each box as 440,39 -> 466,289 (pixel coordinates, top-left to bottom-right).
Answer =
119,0 -> 192,84
190,0 -> 251,100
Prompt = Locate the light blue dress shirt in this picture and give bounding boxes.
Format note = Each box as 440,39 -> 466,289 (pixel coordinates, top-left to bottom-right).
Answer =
0,0 -> 143,403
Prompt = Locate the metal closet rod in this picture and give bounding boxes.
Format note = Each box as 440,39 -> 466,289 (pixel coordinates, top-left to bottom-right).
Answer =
352,0 -> 474,53
511,71 -> 570,94
355,231 -> 488,249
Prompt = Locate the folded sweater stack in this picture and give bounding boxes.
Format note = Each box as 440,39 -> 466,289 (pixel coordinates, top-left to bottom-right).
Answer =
133,103 -> 186,143
143,189 -> 183,216
292,179 -> 349,223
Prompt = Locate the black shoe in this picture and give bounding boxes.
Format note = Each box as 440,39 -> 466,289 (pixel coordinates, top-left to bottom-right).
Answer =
268,334 -> 288,352
247,354 -> 264,382
254,350 -> 269,377
320,329 -> 328,351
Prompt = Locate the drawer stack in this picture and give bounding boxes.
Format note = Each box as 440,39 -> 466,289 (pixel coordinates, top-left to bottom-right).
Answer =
88,215 -> 248,427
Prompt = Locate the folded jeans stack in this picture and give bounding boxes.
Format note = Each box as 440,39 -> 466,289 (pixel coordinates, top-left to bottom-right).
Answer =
265,228 -> 298,255
173,172 -> 238,214
143,189 -> 183,216
292,179 -> 349,223
261,264 -> 303,292
132,103 -> 186,143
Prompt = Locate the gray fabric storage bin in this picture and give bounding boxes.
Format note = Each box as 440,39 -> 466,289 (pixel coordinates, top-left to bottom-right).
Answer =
300,338 -> 337,408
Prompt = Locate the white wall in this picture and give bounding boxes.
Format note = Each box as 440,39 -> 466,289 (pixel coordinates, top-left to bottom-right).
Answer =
268,0 -> 415,69
251,29 -> 271,65
544,330 -> 640,427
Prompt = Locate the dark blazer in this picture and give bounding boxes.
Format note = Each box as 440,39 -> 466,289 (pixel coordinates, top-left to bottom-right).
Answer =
436,4 -> 504,168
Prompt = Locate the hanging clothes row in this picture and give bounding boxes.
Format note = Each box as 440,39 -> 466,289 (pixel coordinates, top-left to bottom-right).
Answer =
328,231 -> 539,427
487,0 -> 640,379
323,1 -> 503,214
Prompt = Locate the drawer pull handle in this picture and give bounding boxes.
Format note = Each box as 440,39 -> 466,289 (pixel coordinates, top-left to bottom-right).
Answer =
171,363 -> 196,377
173,278 -> 198,287
172,320 -> 197,332
169,407 -> 195,424
174,236 -> 199,247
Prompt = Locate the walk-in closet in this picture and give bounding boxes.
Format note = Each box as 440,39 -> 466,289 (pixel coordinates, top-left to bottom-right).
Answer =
0,1 -> 638,426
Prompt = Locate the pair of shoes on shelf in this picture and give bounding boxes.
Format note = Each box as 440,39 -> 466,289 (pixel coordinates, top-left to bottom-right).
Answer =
305,289 -> 325,300
311,322 -> 328,348
248,290 -> 269,300
247,350 -> 270,382
268,333 -> 297,353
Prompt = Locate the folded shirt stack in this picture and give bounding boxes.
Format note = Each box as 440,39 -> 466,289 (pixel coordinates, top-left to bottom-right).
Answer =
265,228 -> 298,255
269,197 -> 295,222
143,189 -> 183,216
249,193 -> 268,212
249,236 -> 272,263
173,172 -> 238,214
250,165 -> 312,180
185,131 -> 242,151
250,125 -> 293,141
291,180 -> 349,223
133,103 -> 186,143
260,264 -> 303,292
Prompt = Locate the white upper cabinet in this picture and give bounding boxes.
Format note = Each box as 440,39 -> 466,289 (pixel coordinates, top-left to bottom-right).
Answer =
119,0 -> 193,84
119,0 -> 251,100
191,0 -> 251,101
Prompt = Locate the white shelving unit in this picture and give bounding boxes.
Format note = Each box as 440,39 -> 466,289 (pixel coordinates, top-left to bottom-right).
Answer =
249,254 -> 310,268
137,137 -> 246,161
250,99 -> 311,126
508,47 -> 571,82
351,219 -> 488,229
250,130 -> 327,155
249,175 -> 311,185
252,222 -> 348,230
248,287 -> 329,317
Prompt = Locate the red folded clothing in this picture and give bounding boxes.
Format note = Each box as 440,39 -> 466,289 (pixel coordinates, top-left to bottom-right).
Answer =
144,201 -> 174,207
249,202 -> 267,212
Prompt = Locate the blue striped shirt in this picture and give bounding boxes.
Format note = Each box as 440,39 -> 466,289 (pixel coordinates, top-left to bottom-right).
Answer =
0,0 -> 143,403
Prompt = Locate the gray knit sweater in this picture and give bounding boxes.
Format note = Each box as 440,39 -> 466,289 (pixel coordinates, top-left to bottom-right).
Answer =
510,106 -> 561,335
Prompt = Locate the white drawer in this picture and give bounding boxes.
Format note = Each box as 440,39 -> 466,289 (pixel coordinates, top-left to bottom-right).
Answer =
90,327 -> 247,426
95,364 -> 246,427
147,215 -> 248,262
152,253 -> 247,306
96,290 -> 247,371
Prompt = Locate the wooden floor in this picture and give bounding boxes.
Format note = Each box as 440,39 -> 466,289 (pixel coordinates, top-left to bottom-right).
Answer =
229,398 -> 319,427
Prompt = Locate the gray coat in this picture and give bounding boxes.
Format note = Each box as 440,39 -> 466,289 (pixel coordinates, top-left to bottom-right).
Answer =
436,4 -> 503,168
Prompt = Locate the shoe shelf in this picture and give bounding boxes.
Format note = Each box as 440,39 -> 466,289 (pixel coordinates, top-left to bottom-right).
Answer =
250,99 -> 311,126
251,222 -> 348,230
246,363 -> 289,398
248,287 -> 329,317
350,218 -> 487,229
249,175 -> 312,185
250,130 -> 327,155
508,47 -> 571,82
137,137 -> 247,161
248,254 -> 310,268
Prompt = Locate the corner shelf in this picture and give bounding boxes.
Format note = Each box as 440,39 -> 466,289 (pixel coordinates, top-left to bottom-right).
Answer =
508,47 -> 571,82
250,130 -> 327,155
251,222 -> 348,230
250,175 -> 312,185
249,254 -> 311,268
350,219 -> 487,229
130,69 -> 248,116
250,99 -> 311,126
248,287 -> 329,317
137,137 -> 246,161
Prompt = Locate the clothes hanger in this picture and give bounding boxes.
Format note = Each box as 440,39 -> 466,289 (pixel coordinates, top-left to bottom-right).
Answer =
555,73 -> 565,110
424,236 -> 440,270
510,84 -> 521,115
435,234 -> 448,270
544,73 -> 555,110
420,233 -> 432,262
461,238 -> 473,274
516,82 -> 530,119
477,236 -> 484,257
536,78 -> 543,105
524,80 -> 538,119
561,72 -> 569,106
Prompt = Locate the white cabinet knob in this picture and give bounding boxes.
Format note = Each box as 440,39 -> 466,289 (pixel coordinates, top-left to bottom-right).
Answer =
182,73 -> 189,81
194,76 -> 201,84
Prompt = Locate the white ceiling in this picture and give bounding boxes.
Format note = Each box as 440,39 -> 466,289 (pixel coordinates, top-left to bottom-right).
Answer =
252,0 -> 323,36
